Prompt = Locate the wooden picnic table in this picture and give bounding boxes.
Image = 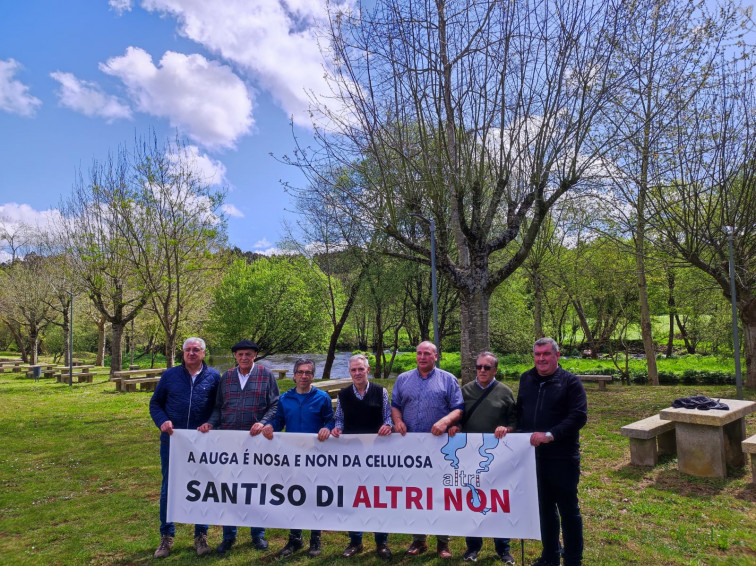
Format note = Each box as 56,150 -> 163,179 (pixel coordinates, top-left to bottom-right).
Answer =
54,366 -> 99,383
576,374 -> 612,391
660,398 -> 756,478
312,378 -> 353,396
20,363 -> 56,379
111,368 -> 165,392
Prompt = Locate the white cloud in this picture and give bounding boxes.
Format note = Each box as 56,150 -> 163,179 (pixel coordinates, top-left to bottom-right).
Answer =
221,203 -> 243,218
50,71 -> 132,122
253,237 -> 272,249
169,144 -> 227,186
109,0 -> 133,14
100,47 -> 253,148
0,59 -> 42,117
0,203 -> 64,255
140,0 -> 354,128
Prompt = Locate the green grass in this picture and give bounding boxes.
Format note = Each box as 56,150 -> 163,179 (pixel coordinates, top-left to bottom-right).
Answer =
1,370 -> 755,565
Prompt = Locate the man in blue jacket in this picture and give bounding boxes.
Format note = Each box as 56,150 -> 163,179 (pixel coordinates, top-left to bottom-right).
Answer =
149,337 -> 220,558
262,357 -> 333,558
516,338 -> 587,566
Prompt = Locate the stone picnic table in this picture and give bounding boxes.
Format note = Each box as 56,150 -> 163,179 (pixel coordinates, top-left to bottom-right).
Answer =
659,398 -> 756,478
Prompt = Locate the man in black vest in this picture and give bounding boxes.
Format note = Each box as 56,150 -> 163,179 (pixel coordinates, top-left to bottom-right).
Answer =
331,354 -> 393,560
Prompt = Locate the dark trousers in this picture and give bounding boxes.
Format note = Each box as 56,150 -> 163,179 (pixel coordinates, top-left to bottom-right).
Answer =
160,436 -> 207,537
349,531 -> 389,545
465,536 -> 511,554
536,456 -> 583,566
290,529 -> 321,541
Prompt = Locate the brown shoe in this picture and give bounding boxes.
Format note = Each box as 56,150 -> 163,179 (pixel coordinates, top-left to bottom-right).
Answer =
437,543 -> 452,559
194,533 -> 212,556
341,543 -> 364,558
376,543 -> 392,560
405,541 -> 428,556
154,535 -> 174,558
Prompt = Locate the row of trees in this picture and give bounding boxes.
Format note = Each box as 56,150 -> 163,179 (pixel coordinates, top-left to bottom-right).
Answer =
1,0 -> 755,387
281,0 -> 756,385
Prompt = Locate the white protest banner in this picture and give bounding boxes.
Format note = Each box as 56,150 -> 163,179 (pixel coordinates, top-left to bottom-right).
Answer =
168,430 -> 540,539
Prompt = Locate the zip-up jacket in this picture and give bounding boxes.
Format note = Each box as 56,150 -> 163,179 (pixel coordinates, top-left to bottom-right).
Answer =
149,362 -> 221,440
272,387 -> 334,433
515,366 -> 587,459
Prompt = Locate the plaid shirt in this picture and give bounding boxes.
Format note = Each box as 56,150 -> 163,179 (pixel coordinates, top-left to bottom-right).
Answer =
208,365 -> 279,430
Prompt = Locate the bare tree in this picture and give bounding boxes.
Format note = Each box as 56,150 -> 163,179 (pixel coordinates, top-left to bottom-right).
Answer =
649,57 -> 756,388
293,0 -> 628,380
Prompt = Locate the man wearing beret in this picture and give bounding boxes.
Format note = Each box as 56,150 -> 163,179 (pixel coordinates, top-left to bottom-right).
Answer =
198,339 -> 279,555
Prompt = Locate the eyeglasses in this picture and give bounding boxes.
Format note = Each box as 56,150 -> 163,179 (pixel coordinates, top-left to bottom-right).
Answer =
475,364 -> 494,371
295,370 -> 314,376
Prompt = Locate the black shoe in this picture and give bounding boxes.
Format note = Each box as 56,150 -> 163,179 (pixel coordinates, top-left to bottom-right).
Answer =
463,549 -> 479,562
498,550 -> 515,564
376,543 -> 392,560
308,537 -> 322,557
532,559 -> 558,566
341,543 -> 364,558
252,537 -> 269,550
216,538 -> 235,555
278,537 -> 304,557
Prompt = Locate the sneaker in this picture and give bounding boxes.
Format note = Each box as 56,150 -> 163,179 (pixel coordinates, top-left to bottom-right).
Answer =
154,535 -> 174,558
194,533 -> 212,556
216,538 -> 236,555
463,549 -> 479,562
252,537 -> 269,550
278,537 -> 304,557
498,550 -> 515,564
308,537 -> 322,557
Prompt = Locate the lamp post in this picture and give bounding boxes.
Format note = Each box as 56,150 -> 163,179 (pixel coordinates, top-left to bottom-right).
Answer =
67,291 -> 73,387
410,213 -> 439,364
724,226 -> 743,399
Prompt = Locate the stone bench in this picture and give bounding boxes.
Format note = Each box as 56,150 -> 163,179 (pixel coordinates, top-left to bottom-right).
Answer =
743,434 -> 756,483
120,377 -> 161,392
576,374 -> 613,391
55,371 -> 95,383
621,414 -> 676,466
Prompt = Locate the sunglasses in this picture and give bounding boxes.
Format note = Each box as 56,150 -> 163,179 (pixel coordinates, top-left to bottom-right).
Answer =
475,364 -> 494,371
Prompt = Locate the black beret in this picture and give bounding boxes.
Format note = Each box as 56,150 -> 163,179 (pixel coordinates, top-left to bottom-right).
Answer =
231,339 -> 259,352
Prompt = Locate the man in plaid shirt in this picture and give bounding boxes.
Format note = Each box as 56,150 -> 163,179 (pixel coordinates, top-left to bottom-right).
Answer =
198,339 -> 279,555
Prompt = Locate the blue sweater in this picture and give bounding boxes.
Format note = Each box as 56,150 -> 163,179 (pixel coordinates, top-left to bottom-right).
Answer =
272,387 -> 334,433
149,362 -> 221,440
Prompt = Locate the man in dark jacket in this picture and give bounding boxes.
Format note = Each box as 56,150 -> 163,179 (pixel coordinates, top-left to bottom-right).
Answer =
198,339 -> 279,555
149,337 -> 220,558
516,338 -> 587,566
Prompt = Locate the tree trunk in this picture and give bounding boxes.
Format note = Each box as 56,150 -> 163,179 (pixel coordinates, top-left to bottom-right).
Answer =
674,314 -> 695,354
533,270 -> 544,340
459,287 -> 491,384
635,241 -> 659,385
96,315 -> 106,366
573,299 -> 598,358
740,296 -> 756,389
110,323 -> 124,378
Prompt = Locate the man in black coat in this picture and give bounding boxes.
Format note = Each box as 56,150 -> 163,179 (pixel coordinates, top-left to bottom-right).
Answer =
516,338 -> 587,566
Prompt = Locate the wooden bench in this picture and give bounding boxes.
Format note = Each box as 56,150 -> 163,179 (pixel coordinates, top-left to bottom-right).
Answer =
112,368 -> 165,392
576,374 -> 613,391
742,434 -> 756,483
620,414 -> 676,466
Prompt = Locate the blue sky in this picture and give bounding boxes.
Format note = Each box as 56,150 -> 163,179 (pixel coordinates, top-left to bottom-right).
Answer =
0,0 -> 350,256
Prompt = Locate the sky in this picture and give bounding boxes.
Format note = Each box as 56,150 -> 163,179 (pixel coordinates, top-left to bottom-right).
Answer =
0,0 -> 352,256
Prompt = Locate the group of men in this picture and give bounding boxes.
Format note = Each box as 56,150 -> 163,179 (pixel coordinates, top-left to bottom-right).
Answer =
149,336 -> 587,565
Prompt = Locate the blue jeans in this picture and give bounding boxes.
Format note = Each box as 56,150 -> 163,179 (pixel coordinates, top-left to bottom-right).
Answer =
222,526 -> 265,541
349,531 -> 389,545
536,456 -> 583,566
160,436 -> 207,537
464,536 -> 510,554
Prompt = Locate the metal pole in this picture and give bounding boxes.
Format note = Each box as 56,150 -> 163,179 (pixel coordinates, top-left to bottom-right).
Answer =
69,292 -> 74,387
726,229 -> 743,399
429,218 -> 440,365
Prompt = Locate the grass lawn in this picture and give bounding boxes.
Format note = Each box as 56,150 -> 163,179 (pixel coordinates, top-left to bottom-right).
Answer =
1,371 -> 755,565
